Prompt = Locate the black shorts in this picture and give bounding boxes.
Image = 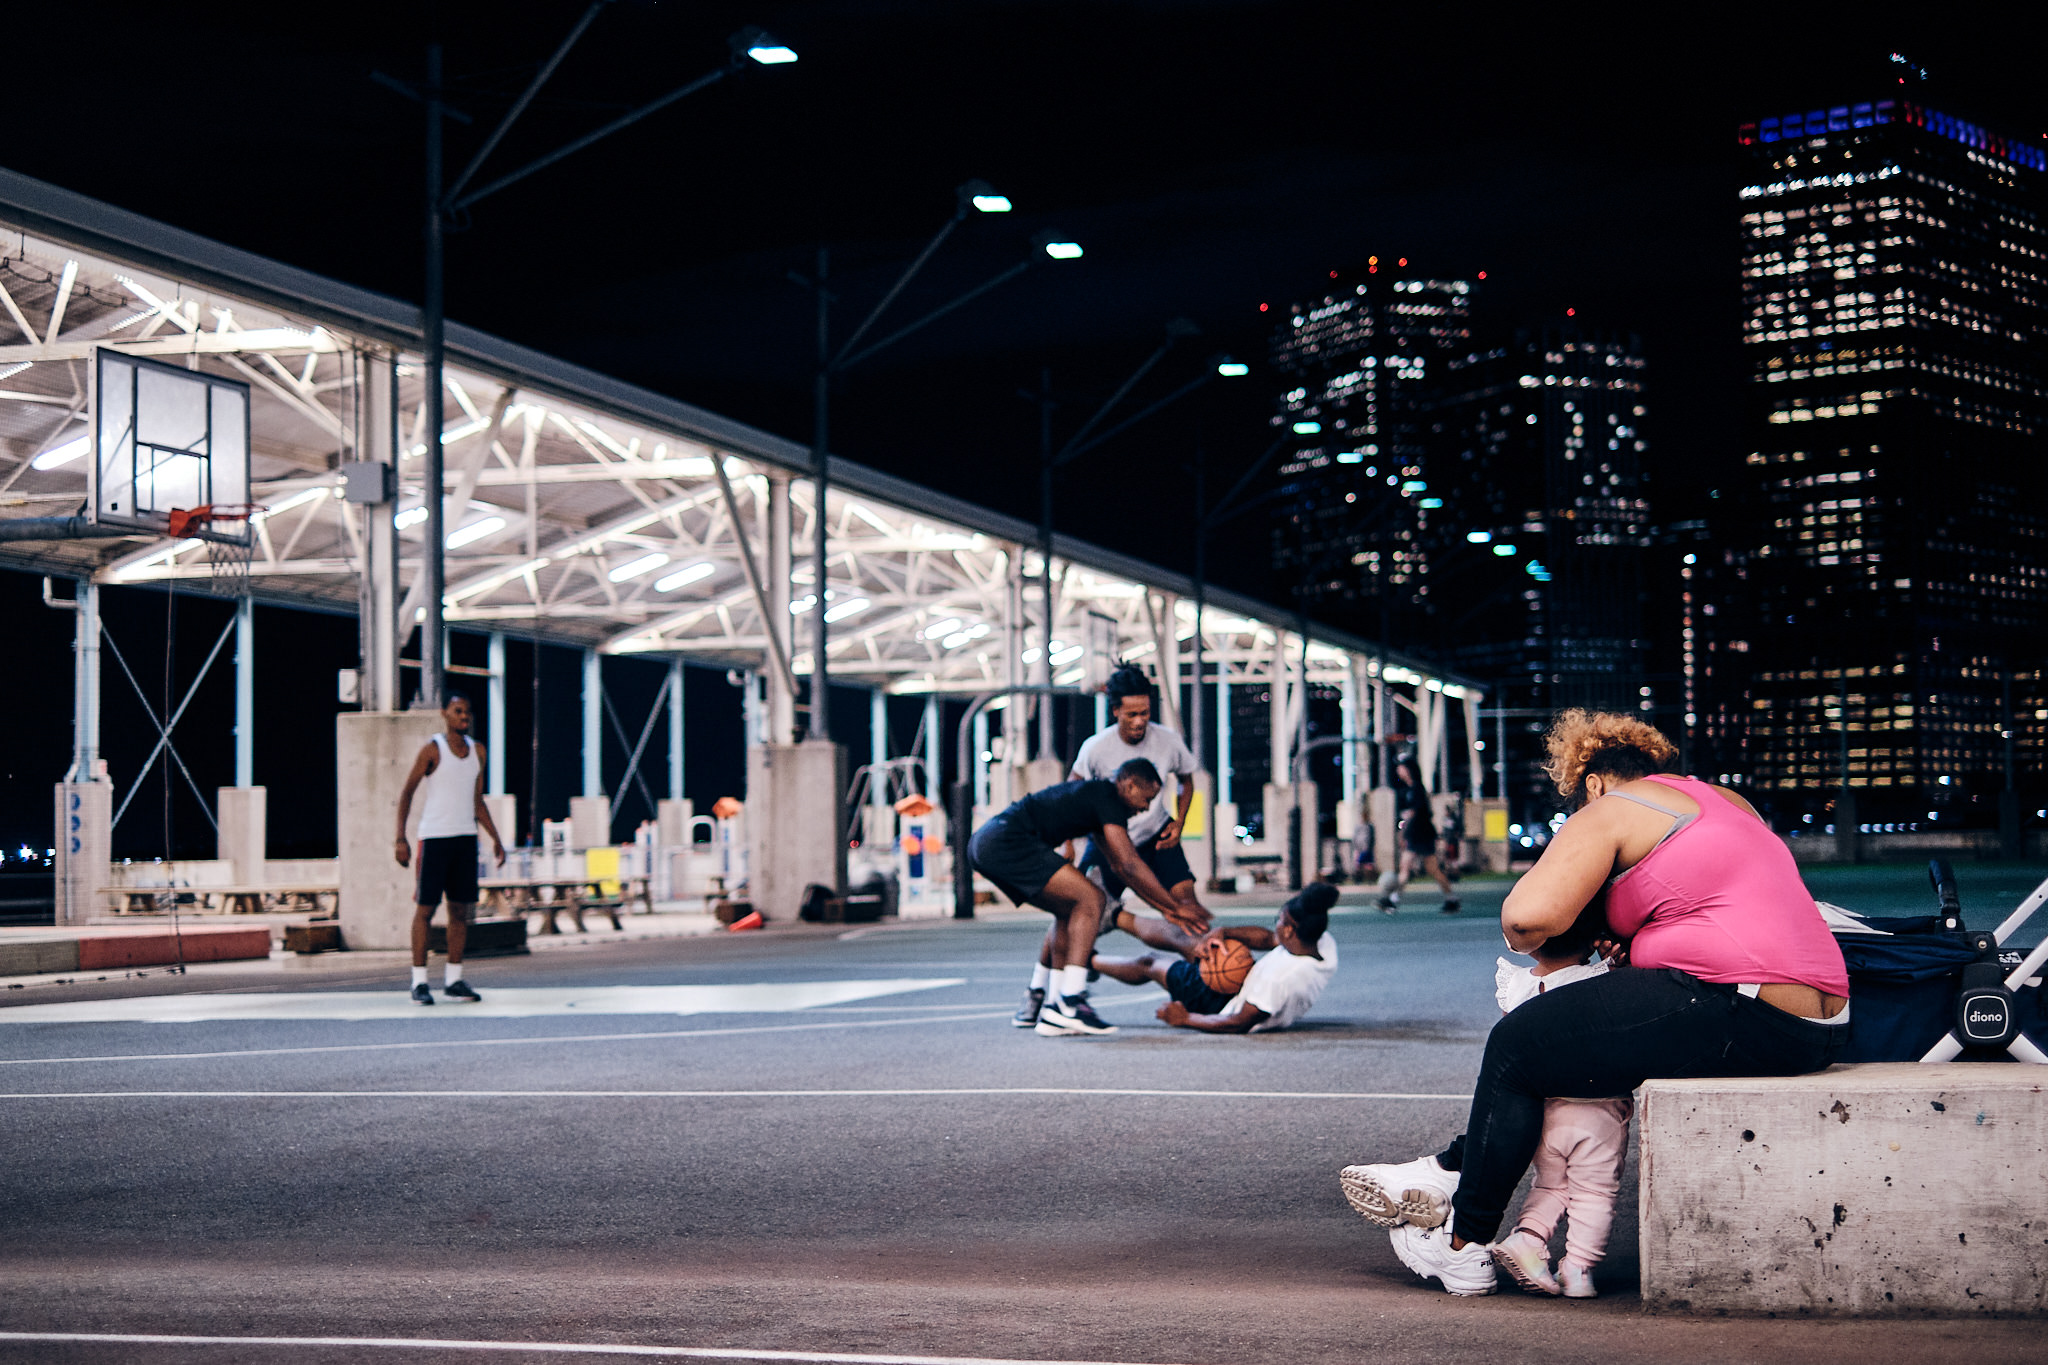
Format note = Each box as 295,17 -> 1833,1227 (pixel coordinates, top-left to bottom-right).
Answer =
1165,959 -> 1234,1015
968,818 -> 1069,908
415,834 -> 479,911
1401,818 -> 1437,856
1080,832 -> 1194,902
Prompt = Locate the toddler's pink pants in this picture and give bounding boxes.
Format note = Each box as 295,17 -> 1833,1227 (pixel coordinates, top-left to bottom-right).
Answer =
1513,1096 -> 1633,1268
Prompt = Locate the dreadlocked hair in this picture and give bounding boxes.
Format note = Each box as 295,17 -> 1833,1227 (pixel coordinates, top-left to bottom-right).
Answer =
1542,708 -> 1679,805
1104,660 -> 1152,707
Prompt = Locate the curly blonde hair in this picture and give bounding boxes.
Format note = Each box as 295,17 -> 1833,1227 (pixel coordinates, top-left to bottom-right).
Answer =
1542,708 -> 1680,801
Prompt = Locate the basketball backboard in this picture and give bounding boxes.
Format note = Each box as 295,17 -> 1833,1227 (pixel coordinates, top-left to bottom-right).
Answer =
93,349 -> 252,545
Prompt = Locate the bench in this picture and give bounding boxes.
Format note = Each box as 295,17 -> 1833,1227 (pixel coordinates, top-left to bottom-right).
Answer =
480,875 -> 652,934
1638,1063 -> 2048,1315
102,885 -> 338,916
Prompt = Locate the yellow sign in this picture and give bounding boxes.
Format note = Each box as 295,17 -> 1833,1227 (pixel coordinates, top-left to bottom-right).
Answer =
1181,788 -> 1208,840
586,845 -> 621,895
1484,808 -> 1509,842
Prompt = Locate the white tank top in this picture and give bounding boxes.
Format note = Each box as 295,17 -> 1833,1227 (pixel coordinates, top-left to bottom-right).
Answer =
417,732 -> 479,838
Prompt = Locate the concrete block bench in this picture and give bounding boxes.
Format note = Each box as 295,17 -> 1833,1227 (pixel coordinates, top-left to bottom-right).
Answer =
1639,1063 -> 2047,1316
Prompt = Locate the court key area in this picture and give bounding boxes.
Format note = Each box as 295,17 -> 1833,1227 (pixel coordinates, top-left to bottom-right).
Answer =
1,883 -> 2041,1365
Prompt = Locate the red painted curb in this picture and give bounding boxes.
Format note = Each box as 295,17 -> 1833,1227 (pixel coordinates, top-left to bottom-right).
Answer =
74,927 -> 272,970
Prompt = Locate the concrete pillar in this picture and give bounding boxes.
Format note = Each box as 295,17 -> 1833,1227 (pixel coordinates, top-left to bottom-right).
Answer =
581,647 -> 602,798
569,795 -> 612,851
746,741 -> 846,918
741,669 -> 763,747
487,632 -> 506,794
53,781 -> 110,925
972,709 -> 990,809
1093,692 -> 1107,733
1216,671 -> 1232,808
1153,592 -> 1181,734
359,353 -> 399,714
234,596 -> 254,788
336,710 -> 440,949
668,657 -> 685,801
217,786 -> 266,885
765,473 -> 794,745
1463,691 -> 1483,803
870,688 -> 889,812
1340,657 -> 1360,803
922,694 -> 941,805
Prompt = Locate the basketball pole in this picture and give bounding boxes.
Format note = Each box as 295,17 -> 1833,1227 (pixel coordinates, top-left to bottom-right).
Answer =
422,41 -> 447,712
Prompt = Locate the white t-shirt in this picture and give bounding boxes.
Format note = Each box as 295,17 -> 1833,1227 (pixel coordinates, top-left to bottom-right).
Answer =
1493,955 -> 1609,1014
1071,722 -> 1195,843
1228,933 -> 1338,1032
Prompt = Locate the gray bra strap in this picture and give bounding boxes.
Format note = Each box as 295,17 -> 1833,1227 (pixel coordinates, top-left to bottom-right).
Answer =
1607,789 -> 1690,819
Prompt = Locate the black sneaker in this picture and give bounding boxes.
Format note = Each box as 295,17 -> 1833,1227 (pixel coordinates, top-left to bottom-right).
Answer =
1377,896 -> 1398,915
1011,987 -> 1046,1028
1440,898 -> 1462,915
443,979 -> 482,1002
410,983 -> 435,1006
1035,994 -> 1116,1036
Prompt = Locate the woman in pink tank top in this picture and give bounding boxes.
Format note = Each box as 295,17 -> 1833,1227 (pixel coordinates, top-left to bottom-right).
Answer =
1338,710 -> 1849,1296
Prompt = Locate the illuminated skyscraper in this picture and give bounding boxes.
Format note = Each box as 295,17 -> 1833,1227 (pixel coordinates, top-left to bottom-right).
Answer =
1710,98 -> 2047,819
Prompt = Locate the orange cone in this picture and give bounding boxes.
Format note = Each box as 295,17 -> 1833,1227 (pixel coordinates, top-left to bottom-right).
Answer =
727,910 -> 764,932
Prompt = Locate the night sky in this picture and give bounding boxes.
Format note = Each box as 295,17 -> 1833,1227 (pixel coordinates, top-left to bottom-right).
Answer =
3,3 -> 2039,857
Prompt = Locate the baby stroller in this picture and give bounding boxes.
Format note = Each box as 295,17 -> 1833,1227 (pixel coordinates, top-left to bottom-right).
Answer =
1823,859 -> 2048,1064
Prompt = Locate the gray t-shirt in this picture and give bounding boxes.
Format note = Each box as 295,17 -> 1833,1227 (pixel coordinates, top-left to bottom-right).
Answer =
1071,721 -> 1195,844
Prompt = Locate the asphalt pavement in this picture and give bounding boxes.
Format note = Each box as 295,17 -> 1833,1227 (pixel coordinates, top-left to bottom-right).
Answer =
1,868 -> 2042,1364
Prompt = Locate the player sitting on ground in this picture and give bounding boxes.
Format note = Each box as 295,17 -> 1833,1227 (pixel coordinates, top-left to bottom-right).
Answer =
969,758 -> 1200,1037
1089,882 -> 1340,1033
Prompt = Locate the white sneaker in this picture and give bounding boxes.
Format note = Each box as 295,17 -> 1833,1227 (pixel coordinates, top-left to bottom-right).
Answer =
1559,1261 -> 1598,1299
1389,1223 -> 1498,1296
1490,1230 -> 1560,1296
1339,1154 -> 1458,1228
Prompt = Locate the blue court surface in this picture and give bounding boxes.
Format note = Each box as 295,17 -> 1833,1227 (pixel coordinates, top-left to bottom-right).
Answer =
1,871 -> 2041,1364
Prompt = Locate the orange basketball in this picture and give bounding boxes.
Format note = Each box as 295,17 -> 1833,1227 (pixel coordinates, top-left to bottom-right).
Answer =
1198,938 -> 1255,993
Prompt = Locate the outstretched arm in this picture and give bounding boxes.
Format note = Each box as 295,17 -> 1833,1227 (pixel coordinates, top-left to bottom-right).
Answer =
1155,783 -> 1195,851
1157,998 -> 1269,1033
1098,824 -> 1197,922
1195,923 -> 1279,954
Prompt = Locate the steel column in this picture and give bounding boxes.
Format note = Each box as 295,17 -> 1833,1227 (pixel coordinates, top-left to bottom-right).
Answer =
668,657 -> 685,799
487,632 -> 506,794
67,581 -> 100,782
766,473 -> 794,744
870,688 -> 889,812
359,354 -> 399,712
1216,669 -> 1231,808
234,596 -> 254,787
922,693 -> 941,805
581,647 -> 602,797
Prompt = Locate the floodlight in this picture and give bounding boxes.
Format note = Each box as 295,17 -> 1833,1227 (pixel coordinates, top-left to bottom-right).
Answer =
1493,543 -> 1517,556
1216,360 -> 1250,377
732,27 -> 798,64
30,434 -> 90,470
1292,421 -> 1321,435
959,179 -> 1012,213
608,551 -> 669,582
1042,240 -> 1083,260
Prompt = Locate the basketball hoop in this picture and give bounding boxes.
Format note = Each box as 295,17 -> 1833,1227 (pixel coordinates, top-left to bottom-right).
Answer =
166,504 -> 263,597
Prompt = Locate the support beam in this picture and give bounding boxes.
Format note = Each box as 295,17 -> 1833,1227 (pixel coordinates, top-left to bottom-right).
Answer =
487,632 -> 506,794
922,693 -> 941,805
1269,630 -> 1290,792
1341,659 -> 1359,804
766,473 -> 794,743
234,597 -> 254,788
581,647 -> 602,797
870,689 -> 889,813
1215,670 -> 1232,809
67,581 -> 100,782
359,353 -> 399,712
668,656 -> 685,800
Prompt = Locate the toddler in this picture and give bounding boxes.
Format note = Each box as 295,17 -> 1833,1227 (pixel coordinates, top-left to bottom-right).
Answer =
1488,904 -> 1632,1299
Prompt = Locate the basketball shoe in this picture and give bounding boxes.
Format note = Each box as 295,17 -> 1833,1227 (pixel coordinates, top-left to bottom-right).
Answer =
1011,987 -> 1045,1028
1389,1223 -> 1498,1296
1035,994 -> 1116,1036
1339,1153 -> 1458,1227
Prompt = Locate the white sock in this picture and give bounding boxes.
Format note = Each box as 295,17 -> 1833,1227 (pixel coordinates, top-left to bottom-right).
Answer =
411,967 -> 428,988
445,962 -> 464,987
1030,963 -> 1053,992
1058,964 -> 1090,1000
1378,870 -> 1399,896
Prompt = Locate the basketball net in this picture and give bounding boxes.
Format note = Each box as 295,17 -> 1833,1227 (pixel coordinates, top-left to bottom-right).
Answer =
166,504 -> 261,598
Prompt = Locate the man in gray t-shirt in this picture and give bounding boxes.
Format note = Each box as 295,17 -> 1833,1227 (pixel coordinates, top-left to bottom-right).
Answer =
1069,663 -> 1207,933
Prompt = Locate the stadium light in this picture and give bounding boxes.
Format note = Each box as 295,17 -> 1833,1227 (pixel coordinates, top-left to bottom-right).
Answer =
1041,240 -> 1084,260
1216,359 -> 1250,377
733,28 -> 799,64
960,179 -> 1012,213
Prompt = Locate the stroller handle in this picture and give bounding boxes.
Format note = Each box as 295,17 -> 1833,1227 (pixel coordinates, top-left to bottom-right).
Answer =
1929,858 -> 1963,931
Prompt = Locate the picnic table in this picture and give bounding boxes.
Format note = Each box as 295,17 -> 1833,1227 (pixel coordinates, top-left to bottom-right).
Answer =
103,884 -> 338,916
480,874 -> 653,935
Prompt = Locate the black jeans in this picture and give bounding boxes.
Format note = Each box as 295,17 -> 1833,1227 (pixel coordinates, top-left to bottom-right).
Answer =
1436,966 -> 1847,1244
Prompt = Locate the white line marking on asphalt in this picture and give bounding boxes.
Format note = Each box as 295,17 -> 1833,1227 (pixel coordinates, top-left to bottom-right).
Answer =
0,1333 -> 1196,1365
0,980 -> 965,1024
0,1087 -> 1471,1100
0,1009 -> 1017,1066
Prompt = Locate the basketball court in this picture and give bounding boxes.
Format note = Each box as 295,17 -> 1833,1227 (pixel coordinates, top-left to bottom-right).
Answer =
3,883 -> 2042,1365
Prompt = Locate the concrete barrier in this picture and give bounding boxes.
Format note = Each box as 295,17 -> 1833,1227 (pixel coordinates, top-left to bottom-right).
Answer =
1639,1063 -> 2048,1316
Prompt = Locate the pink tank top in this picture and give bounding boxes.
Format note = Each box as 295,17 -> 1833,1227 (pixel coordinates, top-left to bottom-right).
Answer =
1603,775 -> 1848,996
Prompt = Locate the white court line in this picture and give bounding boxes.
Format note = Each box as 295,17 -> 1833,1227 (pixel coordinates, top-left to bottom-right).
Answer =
0,1087 -> 1470,1100
0,1333 -> 1194,1365
0,1009 -> 1015,1067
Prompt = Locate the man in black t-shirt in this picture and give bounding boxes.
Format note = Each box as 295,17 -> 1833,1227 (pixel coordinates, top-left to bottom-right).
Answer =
968,758 -> 1194,1036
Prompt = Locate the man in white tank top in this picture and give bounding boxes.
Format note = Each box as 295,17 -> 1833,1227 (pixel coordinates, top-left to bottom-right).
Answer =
395,694 -> 506,1004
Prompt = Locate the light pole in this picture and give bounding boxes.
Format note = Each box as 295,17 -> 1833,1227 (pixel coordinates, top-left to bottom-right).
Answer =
378,13 -> 797,708
792,194 -> 1082,741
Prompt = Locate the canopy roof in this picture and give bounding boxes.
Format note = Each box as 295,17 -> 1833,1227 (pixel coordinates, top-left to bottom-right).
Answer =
0,166 -> 1480,698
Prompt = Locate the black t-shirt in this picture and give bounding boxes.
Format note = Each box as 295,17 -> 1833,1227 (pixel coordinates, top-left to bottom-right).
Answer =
1004,779 -> 1134,847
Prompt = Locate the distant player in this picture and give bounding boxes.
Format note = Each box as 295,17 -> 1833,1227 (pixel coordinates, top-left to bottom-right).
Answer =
1070,662 -> 1210,934
1377,756 -> 1460,915
1090,882 -> 1340,1033
970,758 -> 1200,1036
394,693 -> 507,1005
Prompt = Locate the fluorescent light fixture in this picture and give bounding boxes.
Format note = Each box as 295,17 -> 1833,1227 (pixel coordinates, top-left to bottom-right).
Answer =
446,515 -> 507,548
0,361 -> 31,381
1419,497 -> 1443,508
1049,645 -> 1085,667
30,435 -> 90,470
253,485 -> 336,521
823,597 -> 871,623
746,40 -> 798,64
923,618 -> 962,640
943,631 -> 975,649
608,552 -> 669,583
1401,480 -> 1427,492
1336,450 -> 1364,464
1216,361 -> 1250,377
394,506 -> 429,530
1042,241 -> 1083,260
791,594 -> 818,614
1492,543 -> 1517,557
1467,531 -> 1493,543
1293,421 -> 1321,435
1055,667 -> 1087,685
655,562 -> 715,592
